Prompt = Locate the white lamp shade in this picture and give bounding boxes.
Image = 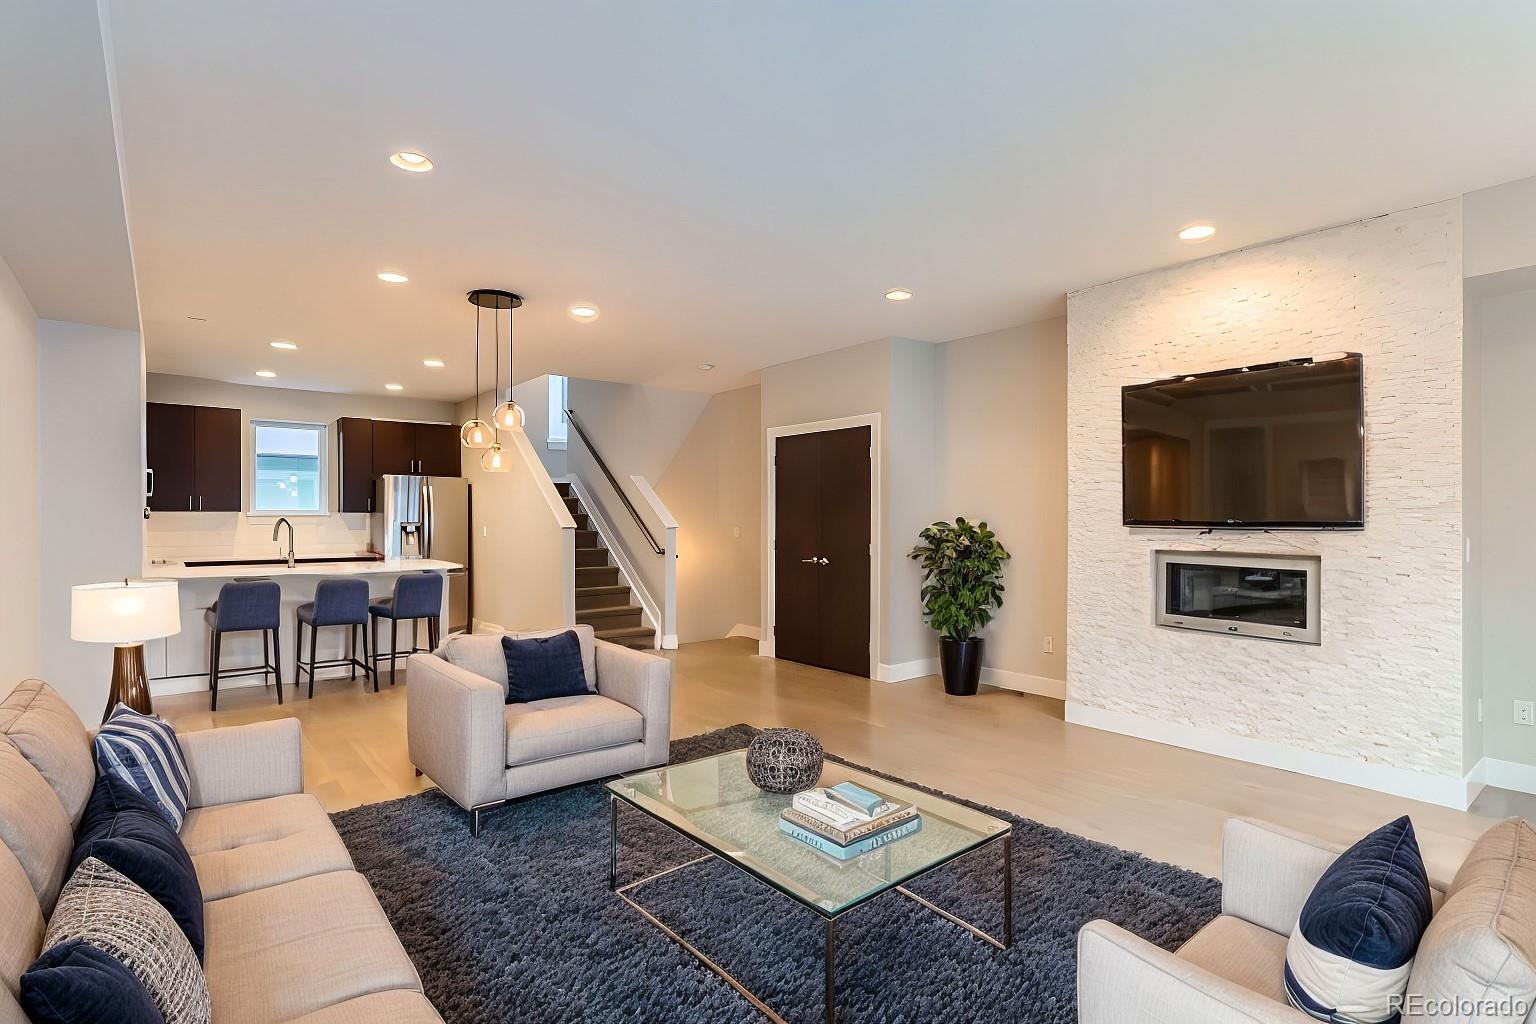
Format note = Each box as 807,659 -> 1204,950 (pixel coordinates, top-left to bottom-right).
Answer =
71,580 -> 181,644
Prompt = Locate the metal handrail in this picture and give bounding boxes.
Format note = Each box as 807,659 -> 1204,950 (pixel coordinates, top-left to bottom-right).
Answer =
564,408 -> 664,555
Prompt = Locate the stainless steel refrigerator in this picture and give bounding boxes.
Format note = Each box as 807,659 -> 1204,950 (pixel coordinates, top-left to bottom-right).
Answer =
370,475 -> 471,634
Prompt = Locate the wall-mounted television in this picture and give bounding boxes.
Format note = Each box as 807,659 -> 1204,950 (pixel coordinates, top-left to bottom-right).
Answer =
1122,355 -> 1364,529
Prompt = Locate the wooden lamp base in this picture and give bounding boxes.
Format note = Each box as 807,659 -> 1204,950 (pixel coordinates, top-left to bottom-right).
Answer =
103,643 -> 153,723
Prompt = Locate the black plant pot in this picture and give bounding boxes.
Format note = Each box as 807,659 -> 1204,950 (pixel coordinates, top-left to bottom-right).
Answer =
939,636 -> 984,696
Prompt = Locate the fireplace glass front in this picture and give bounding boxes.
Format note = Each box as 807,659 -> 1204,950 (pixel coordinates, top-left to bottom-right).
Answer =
1154,551 -> 1320,644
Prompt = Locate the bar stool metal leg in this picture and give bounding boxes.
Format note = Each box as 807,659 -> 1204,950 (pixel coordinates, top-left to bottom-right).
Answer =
390,618 -> 399,686
210,630 -> 222,712
273,627 -> 284,705
293,616 -> 303,692
349,625 -> 358,680
262,631 -> 272,687
363,619 -> 376,692
307,620 -> 319,699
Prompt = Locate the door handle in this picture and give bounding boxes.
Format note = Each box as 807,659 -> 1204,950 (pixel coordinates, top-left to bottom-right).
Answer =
187,495 -> 193,511
801,557 -> 820,564
146,468 -> 155,497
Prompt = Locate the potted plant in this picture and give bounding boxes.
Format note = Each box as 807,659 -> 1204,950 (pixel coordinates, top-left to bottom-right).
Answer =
908,518 -> 1010,696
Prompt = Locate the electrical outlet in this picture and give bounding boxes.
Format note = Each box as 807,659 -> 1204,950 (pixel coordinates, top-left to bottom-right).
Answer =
1516,700 -> 1535,727
1042,635 -> 1054,655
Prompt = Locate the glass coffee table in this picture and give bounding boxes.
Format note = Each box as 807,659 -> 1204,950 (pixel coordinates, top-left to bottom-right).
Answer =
606,749 -> 1012,1024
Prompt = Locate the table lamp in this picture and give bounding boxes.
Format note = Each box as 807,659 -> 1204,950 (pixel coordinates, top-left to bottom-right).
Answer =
71,579 -> 181,722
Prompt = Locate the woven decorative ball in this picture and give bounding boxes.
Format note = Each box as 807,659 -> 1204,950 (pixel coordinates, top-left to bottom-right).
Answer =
746,728 -> 825,794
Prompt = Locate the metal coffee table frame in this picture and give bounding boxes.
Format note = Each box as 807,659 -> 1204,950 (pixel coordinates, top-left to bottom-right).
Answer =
608,794 -> 1012,1024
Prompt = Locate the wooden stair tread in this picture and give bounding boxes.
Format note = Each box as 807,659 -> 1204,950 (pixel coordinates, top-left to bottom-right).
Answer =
595,625 -> 655,640
577,604 -> 643,616
575,584 -> 629,596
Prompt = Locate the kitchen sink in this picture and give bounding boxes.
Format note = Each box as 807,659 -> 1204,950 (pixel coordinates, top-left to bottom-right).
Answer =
180,555 -> 384,568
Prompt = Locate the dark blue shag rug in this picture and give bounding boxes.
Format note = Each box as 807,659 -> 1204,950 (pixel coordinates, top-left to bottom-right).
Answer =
331,725 -> 1220,1023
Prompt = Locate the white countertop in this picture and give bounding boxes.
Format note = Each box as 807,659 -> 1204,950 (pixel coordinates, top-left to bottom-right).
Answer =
146,558 -> 462,580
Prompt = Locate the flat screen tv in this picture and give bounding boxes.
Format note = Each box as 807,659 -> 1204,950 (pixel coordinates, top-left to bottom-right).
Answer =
1122,355 -> 1364,529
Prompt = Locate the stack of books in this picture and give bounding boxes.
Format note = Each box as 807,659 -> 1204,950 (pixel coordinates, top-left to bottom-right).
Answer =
778,781 -> 922,860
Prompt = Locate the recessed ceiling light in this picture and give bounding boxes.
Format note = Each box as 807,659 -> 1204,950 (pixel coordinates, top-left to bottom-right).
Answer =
697,363 -> 716,371
422,358 -> 444,368
568,303 -> 600,321
269,340 -> 298,350
1178,223 -> 1216,242
884,287 -> 914,302
385,383 -> 404,391
377,272 -> 409,284
389,151 -> 433,172
255,370 -> 276,378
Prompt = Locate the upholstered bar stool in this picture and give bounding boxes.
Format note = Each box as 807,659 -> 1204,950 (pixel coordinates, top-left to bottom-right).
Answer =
205,578 -> 283,711
295,577 -> 373,698
369,571 -> 444,687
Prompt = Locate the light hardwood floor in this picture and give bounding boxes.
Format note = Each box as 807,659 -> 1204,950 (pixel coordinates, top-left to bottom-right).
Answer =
158,637 -> 1507,879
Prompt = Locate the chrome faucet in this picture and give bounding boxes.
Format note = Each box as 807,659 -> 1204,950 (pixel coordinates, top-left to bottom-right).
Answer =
273,517 -> 296,569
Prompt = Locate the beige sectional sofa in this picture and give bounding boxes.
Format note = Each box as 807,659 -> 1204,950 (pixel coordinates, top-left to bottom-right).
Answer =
407,625 -> 671,835
1078,816 -> 1536,1023
0,679 -> 442,1024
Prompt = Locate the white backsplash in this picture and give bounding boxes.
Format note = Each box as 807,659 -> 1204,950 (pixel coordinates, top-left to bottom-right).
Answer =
144,511 -> 376,564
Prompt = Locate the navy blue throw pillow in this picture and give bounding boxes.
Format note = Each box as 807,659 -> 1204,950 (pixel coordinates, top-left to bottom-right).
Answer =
71,773 -> 205,962
20,938 -> 166,1024
1284,815 -> 1432,1024
502,631 -> 590,703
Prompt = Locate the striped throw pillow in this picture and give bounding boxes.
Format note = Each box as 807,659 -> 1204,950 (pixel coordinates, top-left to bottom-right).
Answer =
94,704 -> 190,832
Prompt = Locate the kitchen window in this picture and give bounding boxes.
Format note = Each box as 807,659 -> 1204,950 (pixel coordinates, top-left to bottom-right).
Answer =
251,420 -> 327,515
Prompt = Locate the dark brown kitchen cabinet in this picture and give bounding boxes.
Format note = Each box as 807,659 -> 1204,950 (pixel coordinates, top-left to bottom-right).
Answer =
337,418 -> 463,513
336,417 -> 374,513
146,402 -> 240,512
146,403 -> 194,511
370,419 -> 417,476
415,423 -> 462,476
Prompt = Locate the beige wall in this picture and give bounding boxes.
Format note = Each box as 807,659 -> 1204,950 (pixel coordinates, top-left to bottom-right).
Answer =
656,385 -> 761,642
939,319 -> 1068,688
1474,276 -> 1536,770
38,320 -> 145,720
143,373 -> 456,559
455,395 -> 575,633
1465,175 -> 1536,280
0,256 -> 40,699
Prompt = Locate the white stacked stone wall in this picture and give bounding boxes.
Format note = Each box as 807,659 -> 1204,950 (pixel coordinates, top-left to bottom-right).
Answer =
1065,200 -> 1464,785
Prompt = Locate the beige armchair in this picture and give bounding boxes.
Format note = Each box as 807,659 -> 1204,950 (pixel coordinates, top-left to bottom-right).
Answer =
406,625 -> 672,834
1078,816 -> 1536,1024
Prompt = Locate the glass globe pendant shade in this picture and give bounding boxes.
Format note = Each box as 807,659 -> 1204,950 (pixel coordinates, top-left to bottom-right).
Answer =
481,441 -> 510,473
492,400 -> 526,431
459,418 -> 494,449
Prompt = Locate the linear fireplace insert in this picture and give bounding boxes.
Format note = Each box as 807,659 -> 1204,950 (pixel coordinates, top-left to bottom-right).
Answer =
1153,550 -> 1320,644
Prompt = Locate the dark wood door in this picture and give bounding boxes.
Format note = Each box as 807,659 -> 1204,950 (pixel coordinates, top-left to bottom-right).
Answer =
774,426 -> 872,676
336,417 -> 374,512
146,402 -> 195,512
371,419 -> 416,476
192,406 -> 241,511
414,422 -> 463,477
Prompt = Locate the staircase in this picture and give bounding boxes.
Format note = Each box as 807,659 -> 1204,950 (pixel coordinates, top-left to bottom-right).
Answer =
557,482 -> 657,650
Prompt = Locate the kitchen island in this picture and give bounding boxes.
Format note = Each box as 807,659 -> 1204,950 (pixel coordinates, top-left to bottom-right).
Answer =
143,556 -> 462,697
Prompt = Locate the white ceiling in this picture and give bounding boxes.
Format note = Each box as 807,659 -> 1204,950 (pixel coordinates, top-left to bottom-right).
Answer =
0,1 -> 138,330
92,0 -> 1536,400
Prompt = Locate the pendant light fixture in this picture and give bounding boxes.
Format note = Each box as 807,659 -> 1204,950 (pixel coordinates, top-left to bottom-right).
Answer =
460,289 -> 520,451
491,289 -> 525,432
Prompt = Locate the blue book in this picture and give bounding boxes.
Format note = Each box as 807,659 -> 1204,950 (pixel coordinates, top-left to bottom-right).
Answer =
779,815 -> 922,860
827,781 -> 886,816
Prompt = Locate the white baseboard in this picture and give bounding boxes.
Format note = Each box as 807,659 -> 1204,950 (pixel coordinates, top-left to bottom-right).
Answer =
877,658 -> 938,683
980,667 -> 1067,700
1065,701 -> 1471,810
757,639 -> 775,658
1471,757 -> 1536,798
661,634 -> 679,650
726,624 -> 762,641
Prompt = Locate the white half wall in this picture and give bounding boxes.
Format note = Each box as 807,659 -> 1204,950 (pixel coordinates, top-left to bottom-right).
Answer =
1066,200 -> 1467,800
456,397 -> 575,633
0,256 -> 40,700
38,319 -> 146,721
